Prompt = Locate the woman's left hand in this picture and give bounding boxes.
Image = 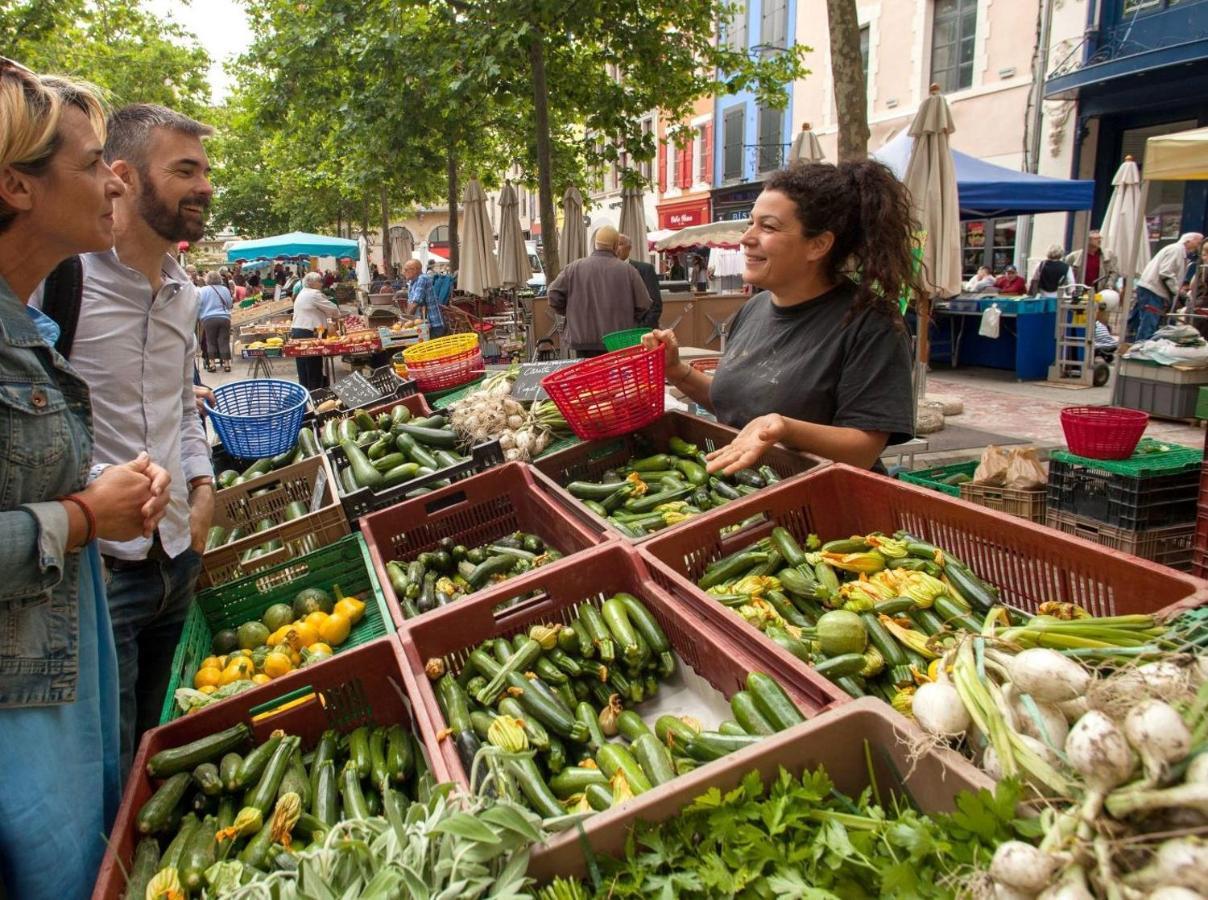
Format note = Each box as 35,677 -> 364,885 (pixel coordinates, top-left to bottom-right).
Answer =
705,414 -> 786,475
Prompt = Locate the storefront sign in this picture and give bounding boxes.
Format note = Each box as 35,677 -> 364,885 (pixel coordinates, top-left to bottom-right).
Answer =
658,197 -> 710,230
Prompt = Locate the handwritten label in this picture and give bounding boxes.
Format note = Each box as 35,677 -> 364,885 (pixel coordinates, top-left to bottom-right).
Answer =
330,372 -> 381,410
511,359 -> 580,402
310,466 -> 328,512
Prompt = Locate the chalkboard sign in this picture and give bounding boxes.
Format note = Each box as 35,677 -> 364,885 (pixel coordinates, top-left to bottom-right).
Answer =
511,359 -> 580,402
330,372 -> 381,410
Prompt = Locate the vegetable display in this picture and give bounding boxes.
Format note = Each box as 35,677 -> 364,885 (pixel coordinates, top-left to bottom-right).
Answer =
564,436 -> 782,537
214,426 -> 321,491
383,531 -> 563,619
445,367 -> 571,461
127,717 -> 430,898
423,592 -> 806,824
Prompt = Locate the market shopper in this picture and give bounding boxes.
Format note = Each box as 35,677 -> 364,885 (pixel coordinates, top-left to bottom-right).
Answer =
291,270 -> 342,389
617,232 -> 663,327
994,265 -> 1026,294
0,62 -> 171,899
642,161 -> 915,472
199,270 -> 233,372
1029,244 -> 1074,297
403,258 -> 446,339
1129,232 -> 1205,342
548,225 -> 650,357
45,103 -> 218,774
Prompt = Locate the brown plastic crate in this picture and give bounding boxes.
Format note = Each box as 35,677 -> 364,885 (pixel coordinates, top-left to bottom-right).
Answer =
527,697 -> 992,881
360,462 -> 610,630
959,481 -> 1047,523
199,453 -> 350,589
638,463 -> 1208,622
1045,509 -> 1195,572
396,541 -> 846,797
530,410 -> 827,542
93,637 -> 442,900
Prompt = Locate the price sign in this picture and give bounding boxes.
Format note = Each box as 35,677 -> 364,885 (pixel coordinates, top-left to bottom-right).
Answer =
510,359 -> 580,402
330,372 -> 381,410
309,465 -> 328,512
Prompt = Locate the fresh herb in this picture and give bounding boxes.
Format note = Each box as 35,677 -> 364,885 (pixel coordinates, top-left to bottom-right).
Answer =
574,767 -> 1035,899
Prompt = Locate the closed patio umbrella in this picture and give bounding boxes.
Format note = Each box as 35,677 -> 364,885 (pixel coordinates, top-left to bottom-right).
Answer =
788,123 -> 825,164
558,186 -> 587,266
618,185 -> 650,264
356,235 -> 371,288
903,84 -> 961,404
1100,157 -> 1150,290
498,183 -> 532,288
389,227 -> 413,269
459,179 -> 501,297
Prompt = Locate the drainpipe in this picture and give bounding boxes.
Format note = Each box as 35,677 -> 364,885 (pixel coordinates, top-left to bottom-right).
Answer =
1016,0 -> 1055,269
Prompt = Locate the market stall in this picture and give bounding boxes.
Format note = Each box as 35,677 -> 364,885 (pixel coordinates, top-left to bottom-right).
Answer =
928,293 -> 1059,380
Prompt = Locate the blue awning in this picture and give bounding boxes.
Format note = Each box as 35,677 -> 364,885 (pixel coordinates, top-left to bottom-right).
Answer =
873,133 -> 1095,220
226,231 -> 359,263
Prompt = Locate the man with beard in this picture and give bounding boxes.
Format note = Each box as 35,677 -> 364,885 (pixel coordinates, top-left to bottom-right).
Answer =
58,104 -> 216,772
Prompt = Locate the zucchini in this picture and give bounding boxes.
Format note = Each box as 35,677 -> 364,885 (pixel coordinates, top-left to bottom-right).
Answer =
584,782 -> 614,811
371,451 -> 408,471
814,652 -> 867,679
297,427 -> 320,458
238,820 -> 275,869
369,726 -> 391,789
616,593 -> 669,654
386,724 -> 414,784
246,734 -> 299,813
204,525 -> 228,551
340,438 -> 384,489
191,762 -> 223,796
146,723 -> 251,778
596,744 -> 651,794
549,765 -> 608,799
320,419 -> 339,449
765,626 -> 813,664
873,596 -> 916,616
136,771 -> 191,834
340,761 -> 370,819
860,613 -> 908,667
546,734 -> 568,774
616,709 -> 652,742
747,672 -> 806,731
682,731 -> 762,762
159,813 -> 198,872
718,720 -> 747,737
699,550 -> 767,590
279,751 -> 312,809
467,554 -> 514,590
312,759 -> 339,827
219,752 -> 242,792
777,566 -> 818,599
567,481 -> 628,500
632,733 -> 676,786
339,466 -> 359,495
943,561 -> 999,612
125,837 -> 159,900
933,594 -> 982,633
505,755 -> 565,818
498,696 -> 550,751
309,730 -> 339,796
394,422 -> 458,448
436,674 -> 474,735
475,637 -> 542,706
655,715 -> 699,750
730,690 -> 776,736
281,500 -> 308,522
455,731 -> 484,788
181,815 -> 218,893
577,603 -> 615,663
241,457 -> 274,480
770,527 -> 807,567
353,409 -> 376,432
347,726 -> 372,779
337,418 -> 359,443
390,402 -> 413,425
232,733 -> 281,790
575,701 -> 607,751
508,672 -> 587,741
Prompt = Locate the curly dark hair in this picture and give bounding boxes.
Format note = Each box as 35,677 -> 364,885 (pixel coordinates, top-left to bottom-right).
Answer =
764,160 -> 923,324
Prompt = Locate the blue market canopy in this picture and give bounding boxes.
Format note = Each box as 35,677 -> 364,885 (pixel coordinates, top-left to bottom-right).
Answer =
226,231 -> 359,263
874,133 -> 1094,220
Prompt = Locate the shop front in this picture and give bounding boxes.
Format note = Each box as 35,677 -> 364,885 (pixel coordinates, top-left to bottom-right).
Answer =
710,183 -> 763,223
656,196 -> 711,231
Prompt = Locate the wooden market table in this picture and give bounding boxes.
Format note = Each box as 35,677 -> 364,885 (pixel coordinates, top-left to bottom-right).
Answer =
927,294 -> 1058,381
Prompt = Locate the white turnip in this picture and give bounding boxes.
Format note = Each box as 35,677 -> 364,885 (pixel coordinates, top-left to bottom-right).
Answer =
1066,710 -> 1136,821
1008,649 -> 1090,704
911,678 -> 970,738
990,841 -> 1062,896
1123,700 -> 1191,785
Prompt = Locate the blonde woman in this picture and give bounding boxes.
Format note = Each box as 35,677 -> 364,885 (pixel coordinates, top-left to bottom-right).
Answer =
0,59 -> 170,898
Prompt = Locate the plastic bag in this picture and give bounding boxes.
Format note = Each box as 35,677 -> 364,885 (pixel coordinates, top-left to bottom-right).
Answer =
1005,447 -> 1047,489
979,303 -> 1002,338
973,445 -> 1009,486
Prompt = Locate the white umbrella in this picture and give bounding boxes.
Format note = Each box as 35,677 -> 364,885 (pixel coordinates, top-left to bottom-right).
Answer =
356,235 -> 371,288
618,185 -> 650,264
497,183 -> 532,288
419,241 -> 430,269
903,84 -> 961,407
558,186 -> 587,265
389,228 -> 413,268
458,179 -> 501,297
789,123 -> 825,164
1100,157 -> 1150,284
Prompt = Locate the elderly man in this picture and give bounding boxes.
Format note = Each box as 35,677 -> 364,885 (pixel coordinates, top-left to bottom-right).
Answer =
1129,232 -> 1205,342
402,258 -> 445,338
548,225 -> 650,357
617,233 -> 662,328
291,271 -> 342,389
994,265 -> 1026,294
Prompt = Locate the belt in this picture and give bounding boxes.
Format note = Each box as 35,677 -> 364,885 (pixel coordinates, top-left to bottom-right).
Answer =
103,535 -> 171,572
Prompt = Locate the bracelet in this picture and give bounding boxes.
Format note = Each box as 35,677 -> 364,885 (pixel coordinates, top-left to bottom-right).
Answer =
62,494 -> 96,545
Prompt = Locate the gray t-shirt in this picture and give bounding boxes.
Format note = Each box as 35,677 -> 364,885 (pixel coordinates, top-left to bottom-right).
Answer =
710,282 -> 915,458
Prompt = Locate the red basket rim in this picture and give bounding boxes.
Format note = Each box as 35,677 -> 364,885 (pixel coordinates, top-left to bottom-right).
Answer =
540,343 -> 662,389
1061,405 -> 1150,423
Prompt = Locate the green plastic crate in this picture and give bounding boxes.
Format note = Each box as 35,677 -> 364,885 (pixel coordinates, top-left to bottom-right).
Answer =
159,533 -> 393,724
1050,437 -> 1202,479
897,459 -> 979,497
1196,386 -> 1208,421
602,327 -> 651,351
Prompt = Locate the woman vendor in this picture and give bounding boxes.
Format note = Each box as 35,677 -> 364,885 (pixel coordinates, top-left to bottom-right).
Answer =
643,160 -> 918,472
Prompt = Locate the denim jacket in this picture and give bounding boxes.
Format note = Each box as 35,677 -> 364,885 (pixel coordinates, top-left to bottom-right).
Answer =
0,276 -> 94,706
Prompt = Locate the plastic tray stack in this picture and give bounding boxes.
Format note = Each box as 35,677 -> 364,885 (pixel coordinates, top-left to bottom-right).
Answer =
396,541 -> 847,798
160,533 -> 394,724
530,411 -> 826,542
359,462 -> 609,629
899,460 -> 1046,521
95,637 -> 443,900
1045,438 -> 1202,571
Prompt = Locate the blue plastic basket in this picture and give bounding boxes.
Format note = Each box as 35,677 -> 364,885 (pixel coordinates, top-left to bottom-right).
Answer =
206,379 -> 308,460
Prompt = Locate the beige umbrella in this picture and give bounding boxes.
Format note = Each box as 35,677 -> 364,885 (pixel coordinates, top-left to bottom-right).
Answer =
1100,157 -> 1150,284
1143,126 -> 1208,181
558,186 -> 587,265
654,220 -> 746,251
788,122 -> 825,164
618,185 -> 650,265
389,227 -> 413,267
497,183 -> 532,288
458,178 -> 501,297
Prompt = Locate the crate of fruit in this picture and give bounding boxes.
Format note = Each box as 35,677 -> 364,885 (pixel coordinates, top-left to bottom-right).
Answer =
529,410 -> 825,542
161,533 -> 394,723
95,637 -> 442,900
199,454 -> 349,590
897,459 -> 977,497
396,541 -> 847,811
360,462 -> 608,629
527,697 -> 991,883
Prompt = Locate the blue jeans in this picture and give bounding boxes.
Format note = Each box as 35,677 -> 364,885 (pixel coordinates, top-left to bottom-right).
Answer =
106,546 -> 202,774
1127,286 -> 1168,343
428,324 -> 448,339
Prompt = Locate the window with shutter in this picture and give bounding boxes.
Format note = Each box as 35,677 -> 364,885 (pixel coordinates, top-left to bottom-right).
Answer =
699,124 -> 712,184
723,106 -> 744,181
679,145 -> 692,189
760,0 -> 788,56
757,105 -> 783,173
658,141 -> 668,193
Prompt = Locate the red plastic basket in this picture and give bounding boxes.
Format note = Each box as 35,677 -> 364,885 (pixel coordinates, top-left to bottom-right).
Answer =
540,344 -> 666,440
1061,406 -> 1149,460
409,347 -> 484,392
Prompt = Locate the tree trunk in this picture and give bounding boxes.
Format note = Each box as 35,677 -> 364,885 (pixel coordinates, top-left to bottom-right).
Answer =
528,28 -> 560,281
446,138 -> 460,272
826,0 -> 869,162
380,184 -> 391,272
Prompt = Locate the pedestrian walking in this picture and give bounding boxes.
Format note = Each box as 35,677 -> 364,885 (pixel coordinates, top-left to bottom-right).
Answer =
198,270 -> 233,372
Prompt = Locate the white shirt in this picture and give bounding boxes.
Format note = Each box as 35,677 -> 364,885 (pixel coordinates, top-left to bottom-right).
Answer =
72,250 -> 212,560
1138,242 -> 1189,302
291,288 -> 341,331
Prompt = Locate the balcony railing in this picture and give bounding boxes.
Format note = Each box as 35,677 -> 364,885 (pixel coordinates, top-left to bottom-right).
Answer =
1048,0 -> 1208,79
722,142 -> 792,182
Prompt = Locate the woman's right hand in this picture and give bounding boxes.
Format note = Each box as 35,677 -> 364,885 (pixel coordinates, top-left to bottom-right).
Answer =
641,329 -> 689,381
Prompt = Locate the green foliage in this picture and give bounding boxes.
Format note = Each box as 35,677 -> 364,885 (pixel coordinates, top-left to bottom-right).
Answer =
1,0 -> 211,115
